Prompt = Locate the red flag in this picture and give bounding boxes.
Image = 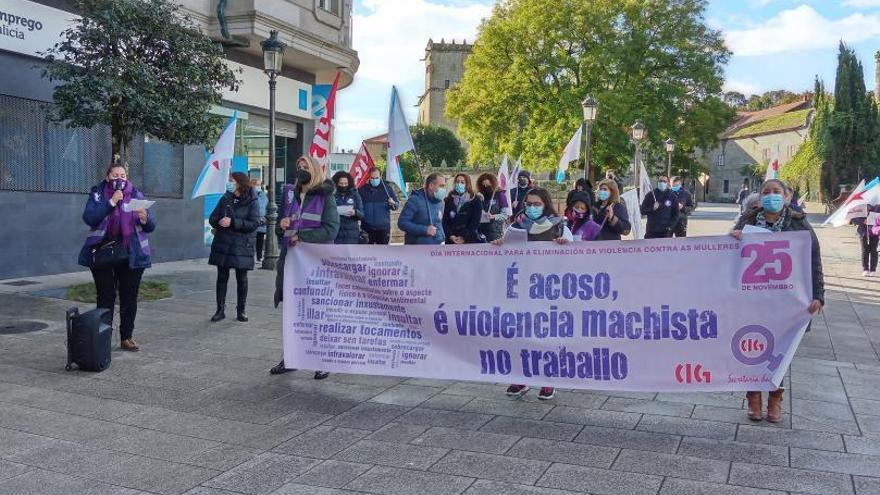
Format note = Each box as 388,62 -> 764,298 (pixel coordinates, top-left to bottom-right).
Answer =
309,72 -> 341,176
349,142 -> 376,189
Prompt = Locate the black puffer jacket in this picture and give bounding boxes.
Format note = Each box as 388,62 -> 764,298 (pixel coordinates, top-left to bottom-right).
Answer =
209,191 -> 260,270
734,207 -> 825,304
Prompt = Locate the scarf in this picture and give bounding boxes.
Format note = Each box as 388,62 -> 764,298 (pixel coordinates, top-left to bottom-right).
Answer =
755,208 -> 788,232
103,180 -> 137,247
452,191 -> 471,210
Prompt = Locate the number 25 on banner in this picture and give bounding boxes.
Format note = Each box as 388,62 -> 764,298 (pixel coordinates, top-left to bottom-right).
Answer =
741,240 -> 793,284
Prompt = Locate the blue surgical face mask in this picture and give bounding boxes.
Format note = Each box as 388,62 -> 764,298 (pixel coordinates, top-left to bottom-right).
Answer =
369,178 -> 381,187
597,190 -> 610,201
671,185 -> 681,192
433,187 -> 448,201
657,182 -> 668,192
525,205 -> 543,220
226,182 -> 235,192
762,193 -> 785,213
454,183 -> 466,194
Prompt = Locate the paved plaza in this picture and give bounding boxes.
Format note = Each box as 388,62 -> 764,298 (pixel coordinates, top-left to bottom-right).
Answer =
0,203 -> 878,495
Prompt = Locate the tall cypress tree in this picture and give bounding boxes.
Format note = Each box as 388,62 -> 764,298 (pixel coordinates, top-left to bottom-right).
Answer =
830,42 -> 872,185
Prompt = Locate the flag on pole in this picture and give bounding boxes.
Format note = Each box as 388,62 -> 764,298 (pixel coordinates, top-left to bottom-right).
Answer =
823,178 -> 880,227
764,156 -> 780,181
309,72 -> 341,178
621,189 -> 643,240
511,157 -> 522,186
638,156 -> 653,203
192,112 -> 238,199
557,126 -> 582,183
387,86 -> 415,199
497,155 -> 513,216
348,142 -> 376,189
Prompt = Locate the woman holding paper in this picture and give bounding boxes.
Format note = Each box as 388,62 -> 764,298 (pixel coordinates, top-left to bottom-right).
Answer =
209,172 -> 261,323
270,156 -> 339,378
332,171 -> 365,245
730,178 -> 825,423
78,163 -> 156,352
476,173 -> 508,242
443,173 -> 484,244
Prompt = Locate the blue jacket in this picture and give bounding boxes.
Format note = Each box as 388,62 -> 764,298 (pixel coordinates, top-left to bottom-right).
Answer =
78,183 -> 156,269
334,189 -> 365,244
255,188 -> 269,234
398,188 -> 445,245
358,180 -> 399,231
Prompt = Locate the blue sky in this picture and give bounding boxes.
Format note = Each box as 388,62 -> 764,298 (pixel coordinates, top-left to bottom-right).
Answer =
334,0 -> 880,151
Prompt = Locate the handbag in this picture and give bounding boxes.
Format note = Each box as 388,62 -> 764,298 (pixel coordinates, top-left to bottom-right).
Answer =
91,240 -> 129,269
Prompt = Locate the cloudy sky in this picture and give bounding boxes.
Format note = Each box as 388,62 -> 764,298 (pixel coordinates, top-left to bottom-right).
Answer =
334,0 -> 880,150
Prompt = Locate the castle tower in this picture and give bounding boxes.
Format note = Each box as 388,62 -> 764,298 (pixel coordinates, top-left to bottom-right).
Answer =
417,38 -> 473,138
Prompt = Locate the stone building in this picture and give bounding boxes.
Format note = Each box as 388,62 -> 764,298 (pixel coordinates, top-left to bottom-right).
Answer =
417,38 -> 472,138
0,0 -> 358,278
698,99 -> 812,202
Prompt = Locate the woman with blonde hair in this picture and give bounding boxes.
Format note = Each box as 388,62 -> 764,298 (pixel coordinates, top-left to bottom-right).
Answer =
270,156 -> 339,378
591,179 -> 631,241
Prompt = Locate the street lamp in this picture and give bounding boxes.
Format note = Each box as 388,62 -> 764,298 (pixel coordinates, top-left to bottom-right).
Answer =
631,121 -> 646,189
260,30 -> 286,271
581,96 -> 597,183
664,137 -> 675,178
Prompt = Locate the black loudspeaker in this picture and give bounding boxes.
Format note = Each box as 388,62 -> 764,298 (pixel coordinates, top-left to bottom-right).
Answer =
65,307 -> 112,372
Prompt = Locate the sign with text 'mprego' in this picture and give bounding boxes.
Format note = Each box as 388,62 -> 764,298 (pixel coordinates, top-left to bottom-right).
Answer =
283,232 -> 813,392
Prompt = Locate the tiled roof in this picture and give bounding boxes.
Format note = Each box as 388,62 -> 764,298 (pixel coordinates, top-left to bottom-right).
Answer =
723,99 -> 811,138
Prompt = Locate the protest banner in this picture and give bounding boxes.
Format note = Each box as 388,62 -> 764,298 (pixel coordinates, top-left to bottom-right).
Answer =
283,232 -> 813,392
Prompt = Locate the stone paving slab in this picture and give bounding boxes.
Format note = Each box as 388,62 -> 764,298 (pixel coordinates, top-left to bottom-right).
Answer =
0,204 -> 879,494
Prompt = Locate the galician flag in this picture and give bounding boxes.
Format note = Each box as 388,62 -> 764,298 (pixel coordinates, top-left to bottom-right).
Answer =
387,86 -> 415,199
310,72 -> 341,177
824,177 -> 880,227
192,112 -> 238,199
497,155 -> 513,216
557,126 -> 582,183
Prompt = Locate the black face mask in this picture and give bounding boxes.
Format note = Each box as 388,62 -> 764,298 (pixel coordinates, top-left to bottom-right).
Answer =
518,179 -> 528,187
336,184 -> 349,193
296,169 -> 311,185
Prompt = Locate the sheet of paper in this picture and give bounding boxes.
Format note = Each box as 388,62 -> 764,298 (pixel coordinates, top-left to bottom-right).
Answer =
123,199 -> 155,212
868,212 -> 880,226
480,210 -> 491,223
502,226 -> 529,244
742,225 -> 771,234
337,205 -> 354,216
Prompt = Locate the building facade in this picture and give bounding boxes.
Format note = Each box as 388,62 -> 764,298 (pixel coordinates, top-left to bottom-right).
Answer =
0,0 -> 358,279
698,100 -> 812,202
417,38 -> 471,138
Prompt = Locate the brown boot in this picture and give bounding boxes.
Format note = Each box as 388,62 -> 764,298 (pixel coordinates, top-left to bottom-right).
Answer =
746,391 -> 763,421
766,389 -> 784,423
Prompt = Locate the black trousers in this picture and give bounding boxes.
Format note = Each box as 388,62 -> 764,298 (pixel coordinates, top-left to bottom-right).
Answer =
672,218 -> 688,238
645,231 -> 672,239
256,232 -> 266,261
91,262 -> 144,341
862,235 -> 879,272
366,230 -> 391,245
216,266 -> 248,311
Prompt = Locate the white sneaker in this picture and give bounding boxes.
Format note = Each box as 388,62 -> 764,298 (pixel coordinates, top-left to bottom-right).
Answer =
869,272 -> 876,278
864,271 -> 871,277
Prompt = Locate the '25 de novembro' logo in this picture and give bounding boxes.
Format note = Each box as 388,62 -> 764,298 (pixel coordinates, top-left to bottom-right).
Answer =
740,240 -> 794,290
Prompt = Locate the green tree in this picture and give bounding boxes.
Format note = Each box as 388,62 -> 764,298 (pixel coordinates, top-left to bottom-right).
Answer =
447,0 -> 734,176
829,42 -> 875,185
42,0 -> 239,162
410,125 -> 467,169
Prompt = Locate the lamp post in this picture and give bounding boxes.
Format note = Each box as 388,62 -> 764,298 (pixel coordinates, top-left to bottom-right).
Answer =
631,121 -> 646,189
664,137 -> 675,178
260,30 -> 286,271
581,96 -> 597,183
